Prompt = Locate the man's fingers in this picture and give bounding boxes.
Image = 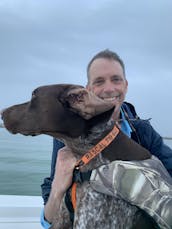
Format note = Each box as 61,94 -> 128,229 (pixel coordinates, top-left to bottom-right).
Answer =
110,103 -> 121,121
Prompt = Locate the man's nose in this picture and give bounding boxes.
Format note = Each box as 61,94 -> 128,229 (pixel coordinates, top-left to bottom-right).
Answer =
103,81 -> 115,93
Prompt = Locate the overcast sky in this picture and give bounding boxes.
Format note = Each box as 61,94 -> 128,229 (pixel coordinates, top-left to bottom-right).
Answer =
0,0 -> 172,137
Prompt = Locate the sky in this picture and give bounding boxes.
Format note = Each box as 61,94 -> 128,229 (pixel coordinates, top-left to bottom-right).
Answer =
0,0 -> 172,137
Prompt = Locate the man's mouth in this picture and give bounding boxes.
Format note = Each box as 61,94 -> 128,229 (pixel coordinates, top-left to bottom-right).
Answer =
101,95 -> 120,102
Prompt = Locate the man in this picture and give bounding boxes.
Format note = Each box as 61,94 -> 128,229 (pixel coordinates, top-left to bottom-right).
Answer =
41,49 -> 172,228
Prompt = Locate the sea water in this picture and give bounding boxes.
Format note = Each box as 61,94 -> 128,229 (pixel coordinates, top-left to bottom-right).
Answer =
0,128 -> 52,196
0,128 -> 172,196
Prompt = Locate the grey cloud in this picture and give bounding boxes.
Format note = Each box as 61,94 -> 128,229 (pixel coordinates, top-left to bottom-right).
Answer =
0,0 -> 171,137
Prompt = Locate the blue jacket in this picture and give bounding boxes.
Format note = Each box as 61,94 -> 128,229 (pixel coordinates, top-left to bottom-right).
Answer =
41,102 -> 172,204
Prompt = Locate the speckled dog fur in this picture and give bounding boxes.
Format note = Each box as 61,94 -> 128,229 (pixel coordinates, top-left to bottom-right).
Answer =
50,181 -> 152,229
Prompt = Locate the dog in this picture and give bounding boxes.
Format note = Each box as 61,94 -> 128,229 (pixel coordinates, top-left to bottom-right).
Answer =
1,84 -> 157,229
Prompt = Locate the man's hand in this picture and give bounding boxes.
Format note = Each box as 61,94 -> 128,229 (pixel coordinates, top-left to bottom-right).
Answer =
52,146 -> 77,195
44,146 -> 76,224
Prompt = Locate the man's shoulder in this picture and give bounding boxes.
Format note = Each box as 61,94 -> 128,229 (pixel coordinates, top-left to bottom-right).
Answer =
122,102 -> 160,147
53,138 -> 65,150
122,101 -> 139,119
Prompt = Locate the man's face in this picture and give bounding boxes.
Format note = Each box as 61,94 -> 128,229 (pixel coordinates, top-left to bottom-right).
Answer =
87,58 -> 128,110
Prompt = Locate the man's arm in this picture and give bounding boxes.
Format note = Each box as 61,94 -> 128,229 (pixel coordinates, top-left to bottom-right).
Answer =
44,146 -> 76,224
135,120 -> 172,177
150,129 -> 172,176
41,139 -> 76,227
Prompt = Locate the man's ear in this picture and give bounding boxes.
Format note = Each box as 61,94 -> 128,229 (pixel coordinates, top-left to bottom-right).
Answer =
125,80 -> 128,93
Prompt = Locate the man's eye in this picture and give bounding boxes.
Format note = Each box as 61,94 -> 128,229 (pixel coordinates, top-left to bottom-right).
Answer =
93,80 -> 104,86
112,78 -> 120,82
112,77 -> 122,83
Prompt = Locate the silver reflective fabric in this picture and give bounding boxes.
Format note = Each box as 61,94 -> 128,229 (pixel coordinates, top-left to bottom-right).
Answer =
90,156 -> 172,229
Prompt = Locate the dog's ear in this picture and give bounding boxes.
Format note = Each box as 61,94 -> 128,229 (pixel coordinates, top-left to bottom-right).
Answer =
58,86 -> 85,109
59,87 -> 116,120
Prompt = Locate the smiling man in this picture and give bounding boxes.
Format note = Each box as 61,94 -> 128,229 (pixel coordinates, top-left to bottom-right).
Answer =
41,49 -> 172,229
86,51 -> 128,122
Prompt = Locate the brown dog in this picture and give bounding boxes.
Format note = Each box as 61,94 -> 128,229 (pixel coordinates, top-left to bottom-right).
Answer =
1,84 -> 157,228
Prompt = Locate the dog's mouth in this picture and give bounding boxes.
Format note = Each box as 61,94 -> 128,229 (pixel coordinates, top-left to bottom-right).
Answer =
4,127 -> 41,136
22,132 -> 40,136
7,129 -> 60,137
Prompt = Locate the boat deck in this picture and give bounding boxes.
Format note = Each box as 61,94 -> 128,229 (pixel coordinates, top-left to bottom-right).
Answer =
0,195 -> 43,229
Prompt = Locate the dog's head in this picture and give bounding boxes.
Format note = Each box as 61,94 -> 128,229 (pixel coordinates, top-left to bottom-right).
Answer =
1,84 -> 115,140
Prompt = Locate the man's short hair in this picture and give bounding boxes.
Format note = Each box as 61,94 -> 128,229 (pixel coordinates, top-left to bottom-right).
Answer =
87,49 -> 126,82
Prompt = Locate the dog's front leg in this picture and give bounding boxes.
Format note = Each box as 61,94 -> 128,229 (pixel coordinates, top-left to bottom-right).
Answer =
50,197 -> 72,229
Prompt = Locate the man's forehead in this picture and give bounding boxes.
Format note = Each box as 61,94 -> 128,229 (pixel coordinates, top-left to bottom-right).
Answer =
89,58 -> 124,80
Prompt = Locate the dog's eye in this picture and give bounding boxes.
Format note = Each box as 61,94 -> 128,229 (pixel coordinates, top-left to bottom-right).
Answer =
30,91 -> 37,105
32,93 -> 36,99
32,89 -> 38,97
31,90 -> 37,99
29,94 -> 37,109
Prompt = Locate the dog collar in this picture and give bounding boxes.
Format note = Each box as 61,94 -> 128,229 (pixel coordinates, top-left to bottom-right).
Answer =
71,125 -> 120,210
75,125 -> 120,169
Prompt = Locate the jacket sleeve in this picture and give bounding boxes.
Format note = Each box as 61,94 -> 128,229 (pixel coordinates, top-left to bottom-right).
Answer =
41,138 -> 65,205
136,120 -> 172,177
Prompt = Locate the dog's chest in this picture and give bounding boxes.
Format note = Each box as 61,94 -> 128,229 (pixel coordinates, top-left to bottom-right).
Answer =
73,182 -> 140,229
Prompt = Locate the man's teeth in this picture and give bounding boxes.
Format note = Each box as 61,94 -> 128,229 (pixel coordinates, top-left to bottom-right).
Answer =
103,96 -> 119,101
